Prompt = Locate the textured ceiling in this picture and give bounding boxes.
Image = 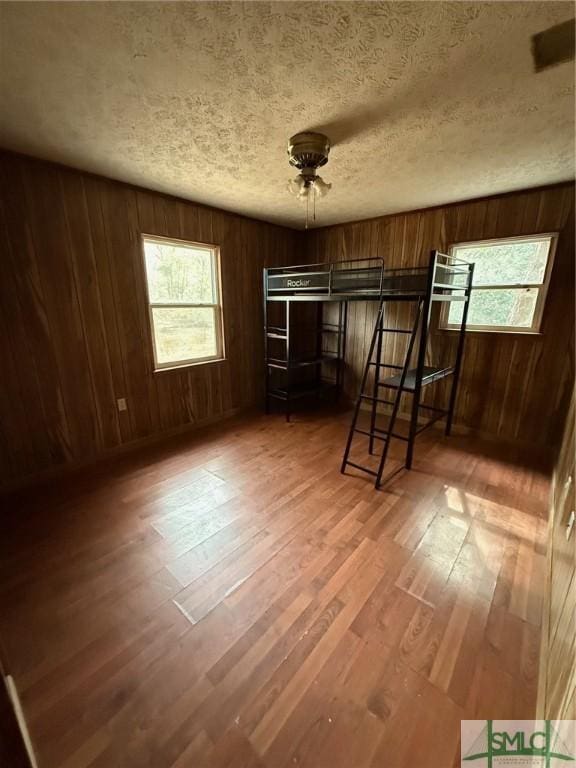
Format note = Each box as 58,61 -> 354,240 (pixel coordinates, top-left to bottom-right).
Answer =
0,1 -> 574,229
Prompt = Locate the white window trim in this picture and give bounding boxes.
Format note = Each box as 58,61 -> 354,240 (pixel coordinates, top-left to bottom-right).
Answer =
440,233 -> 558,334
141,234 -> 225,371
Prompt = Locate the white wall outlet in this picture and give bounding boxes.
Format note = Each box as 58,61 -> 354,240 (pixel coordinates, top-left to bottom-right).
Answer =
117,398 -> 127,412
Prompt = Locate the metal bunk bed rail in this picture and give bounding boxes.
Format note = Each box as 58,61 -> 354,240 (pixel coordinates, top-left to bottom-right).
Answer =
263,250 -> 475,487
265,257 -> 434,301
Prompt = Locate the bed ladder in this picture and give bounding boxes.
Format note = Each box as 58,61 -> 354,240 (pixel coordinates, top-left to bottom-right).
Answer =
340,297 -> 424,489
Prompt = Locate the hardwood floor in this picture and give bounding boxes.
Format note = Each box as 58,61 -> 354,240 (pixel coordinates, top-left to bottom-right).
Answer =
0,409 -> 550,768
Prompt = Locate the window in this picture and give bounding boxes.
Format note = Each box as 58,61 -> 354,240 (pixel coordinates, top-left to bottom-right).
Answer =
142,235 -> 224,370
441,234 -> 557,333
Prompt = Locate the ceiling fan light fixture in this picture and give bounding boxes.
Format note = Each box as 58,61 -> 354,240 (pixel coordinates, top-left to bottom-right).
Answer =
312,175 -> 331,198
287,175 -> 307,197
286,131 -> 332,227
287,171 -> 331,200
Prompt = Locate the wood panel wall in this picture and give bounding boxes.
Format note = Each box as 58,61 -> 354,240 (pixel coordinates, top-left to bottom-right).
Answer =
307,184 -> 575,448
538,388 -> 575,719
0,152 -> 302,490
1,151 -> 573,490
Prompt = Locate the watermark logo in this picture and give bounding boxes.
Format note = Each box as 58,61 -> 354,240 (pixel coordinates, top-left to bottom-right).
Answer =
461,720 -> 575,767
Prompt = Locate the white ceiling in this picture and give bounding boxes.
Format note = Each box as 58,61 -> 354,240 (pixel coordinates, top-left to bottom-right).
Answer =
0,1 -> 574,229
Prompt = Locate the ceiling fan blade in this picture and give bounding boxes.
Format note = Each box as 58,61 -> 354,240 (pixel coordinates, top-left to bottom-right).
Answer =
532,18 -> 575,72
305,104 -> 391,146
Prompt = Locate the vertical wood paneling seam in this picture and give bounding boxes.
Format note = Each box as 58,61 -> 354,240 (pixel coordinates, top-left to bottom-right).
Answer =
0,199 -> 45,475
95,181 -> 134,437
138,193 -> 165,429
79,175 -> 122,445
21,164 -> 73,459
58,170 -> 103,451
127,188 -> 156,433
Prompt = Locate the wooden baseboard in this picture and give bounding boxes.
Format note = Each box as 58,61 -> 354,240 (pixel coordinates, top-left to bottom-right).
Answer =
1,406 -> 247,497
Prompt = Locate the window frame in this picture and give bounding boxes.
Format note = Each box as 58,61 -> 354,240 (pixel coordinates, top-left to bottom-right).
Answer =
141,234 -> 225,372
439,233 -> 558,334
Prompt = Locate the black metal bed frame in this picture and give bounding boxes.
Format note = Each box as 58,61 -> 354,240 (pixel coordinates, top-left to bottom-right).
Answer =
263,251 -> 474,487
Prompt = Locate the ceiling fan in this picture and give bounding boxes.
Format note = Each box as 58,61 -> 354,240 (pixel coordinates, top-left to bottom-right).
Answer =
286,132 -> 332,229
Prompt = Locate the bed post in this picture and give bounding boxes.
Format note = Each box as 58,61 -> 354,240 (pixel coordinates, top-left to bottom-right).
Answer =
369,308 -> 384,454
445,260 -> 474,436
406,251 -> 436,470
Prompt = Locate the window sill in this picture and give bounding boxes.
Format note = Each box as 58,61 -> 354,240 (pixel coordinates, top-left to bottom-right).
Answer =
153,357 -> 226,373
438,328 -> 543,336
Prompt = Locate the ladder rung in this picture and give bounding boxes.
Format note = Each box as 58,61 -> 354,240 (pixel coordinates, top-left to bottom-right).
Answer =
416,412 -> 446,434
368,362 -> 402,370
381,328 -> 413,334
349,426 -> 408,448
344,461 -> 378,477
418,405 -> 449,414
433,283 -> 467,290
360,394 -> 395,404
371,426 -> 409,442
353,428 -> 388,442
435,265 -> 469,275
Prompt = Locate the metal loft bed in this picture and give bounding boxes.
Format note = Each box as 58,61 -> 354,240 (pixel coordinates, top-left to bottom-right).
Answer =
263,251 -> 475,488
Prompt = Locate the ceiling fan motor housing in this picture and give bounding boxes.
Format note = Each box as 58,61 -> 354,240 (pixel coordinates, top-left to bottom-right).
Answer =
288,132 -> 331,174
